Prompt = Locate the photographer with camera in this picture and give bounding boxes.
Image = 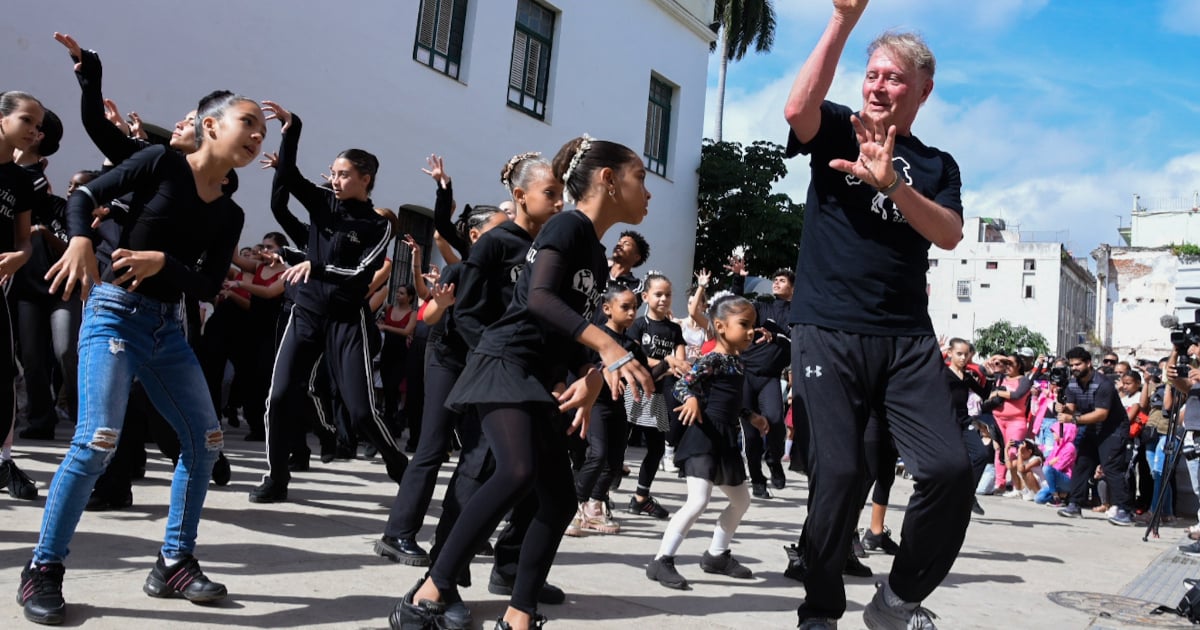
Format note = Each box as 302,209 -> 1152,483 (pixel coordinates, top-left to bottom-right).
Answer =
1056,346 -> 1135,526
1167,346 -> 1200,542
1136,359 -> 1175,524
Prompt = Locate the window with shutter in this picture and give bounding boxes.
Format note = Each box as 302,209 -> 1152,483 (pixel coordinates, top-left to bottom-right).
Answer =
507,0 -> 555,119
644,76 -> 673,177
413,0 -> 468,80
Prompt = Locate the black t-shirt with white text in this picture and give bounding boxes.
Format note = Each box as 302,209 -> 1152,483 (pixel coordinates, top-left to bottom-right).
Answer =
0,161 -> 34,264
474,210 -> 607,383
784,101 -> 963,335
628,315 -> 684,394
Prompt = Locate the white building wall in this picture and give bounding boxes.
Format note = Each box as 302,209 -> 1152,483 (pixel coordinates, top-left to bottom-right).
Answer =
928,218 -> 1094,355
1099,248 -> 1178,359
3,0 -> 714,294
1131,212 -> 1200,248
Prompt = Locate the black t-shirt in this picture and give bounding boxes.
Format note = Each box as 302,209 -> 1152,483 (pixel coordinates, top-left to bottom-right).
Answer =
454,219 -> 533,350
474,210 -> 606,382
429,262 -> 469,362
589,325 -> 650,406
66,145 -> 244,303
1065,371 -> 1128,438
0,161 -> 34,264
627,315 -> 684,393
784,101 -> 963,335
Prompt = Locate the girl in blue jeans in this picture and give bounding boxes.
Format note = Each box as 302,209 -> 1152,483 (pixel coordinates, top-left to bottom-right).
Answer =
17,92 -> 265,626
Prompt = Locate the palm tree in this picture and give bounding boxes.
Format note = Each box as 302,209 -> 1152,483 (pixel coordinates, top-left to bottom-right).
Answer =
711,0 -> 777,142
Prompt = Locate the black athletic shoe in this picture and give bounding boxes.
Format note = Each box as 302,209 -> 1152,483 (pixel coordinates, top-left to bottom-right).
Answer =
861,527 -> 900,555
389,581 -> 445,630
769,463 -> 787,490
628,495 -> 669,519
4,460 -> 39,500
646,555 -> 690,590
288,450 -> 310,472
783,544 -> 806,582
143,554 -> 227,602
971,498 -> 985,515
211,452 -> 231,487
751,482 -> 772,499
84,490 -> 133,511
375,536 -> 430,567
248,478 -> 288,503
843,551 -> 872,578
700,549 -> 754,579
19,562 -> 66,625
494,613 -> 548,629
487,568 -> 566,605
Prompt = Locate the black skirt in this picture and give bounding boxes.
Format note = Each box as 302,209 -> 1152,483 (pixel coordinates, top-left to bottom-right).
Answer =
674,419 -> 746,486
444,352 -> 558,413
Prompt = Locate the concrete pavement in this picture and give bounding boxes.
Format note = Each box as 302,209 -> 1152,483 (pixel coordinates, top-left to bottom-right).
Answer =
0,432 -> 1195,629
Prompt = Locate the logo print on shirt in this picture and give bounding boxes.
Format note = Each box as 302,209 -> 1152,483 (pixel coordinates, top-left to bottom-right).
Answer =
510,264 -> 524,284
805,365 -> 823,378
845,157 -> 912,224
347,231 -> 360,244
573,269 -> 601,320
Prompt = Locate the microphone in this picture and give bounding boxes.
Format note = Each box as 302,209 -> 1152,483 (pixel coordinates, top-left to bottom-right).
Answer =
1163,314 -> 1181,328
1187,297 -> 1200,305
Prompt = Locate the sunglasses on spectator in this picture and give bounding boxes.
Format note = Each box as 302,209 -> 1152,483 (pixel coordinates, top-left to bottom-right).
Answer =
1102,359 -> 1117,364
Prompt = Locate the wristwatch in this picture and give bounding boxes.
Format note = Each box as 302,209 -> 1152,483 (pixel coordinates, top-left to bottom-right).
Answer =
1071,413 -> 1080,424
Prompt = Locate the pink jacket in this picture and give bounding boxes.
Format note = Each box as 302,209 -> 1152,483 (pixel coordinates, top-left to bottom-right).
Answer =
1044,421 -> 1078,475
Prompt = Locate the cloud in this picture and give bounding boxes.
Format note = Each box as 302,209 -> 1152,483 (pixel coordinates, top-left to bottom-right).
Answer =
1161,0 -> 1200,36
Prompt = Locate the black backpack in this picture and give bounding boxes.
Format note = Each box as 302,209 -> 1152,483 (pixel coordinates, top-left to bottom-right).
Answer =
1153,578 -> 1200,624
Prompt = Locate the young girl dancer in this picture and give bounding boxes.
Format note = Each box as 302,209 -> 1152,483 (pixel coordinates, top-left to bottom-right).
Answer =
0,92 -> 38,461
395,135 -> 654,630
646,294 -> 765,589
570,285 -> 658,535
20,92 -> 264,625
379,152 -> 540,564
251,101 -> 403,503
627,272 -> 687,518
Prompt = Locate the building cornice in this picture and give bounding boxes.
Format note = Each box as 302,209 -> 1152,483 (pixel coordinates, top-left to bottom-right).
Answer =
651,0 -> 718,44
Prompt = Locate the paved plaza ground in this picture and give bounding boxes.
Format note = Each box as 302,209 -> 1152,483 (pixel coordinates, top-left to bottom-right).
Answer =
1,432 -> 1198,629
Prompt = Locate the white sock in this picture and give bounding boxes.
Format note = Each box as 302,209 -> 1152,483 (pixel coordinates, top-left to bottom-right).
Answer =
785,439 -> 793,454
162,556 -> 182,568
655,530 -> 685,560
1,445 -> 12,461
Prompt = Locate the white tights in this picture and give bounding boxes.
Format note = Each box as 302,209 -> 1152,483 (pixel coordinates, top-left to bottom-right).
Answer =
655,476 -> 751,559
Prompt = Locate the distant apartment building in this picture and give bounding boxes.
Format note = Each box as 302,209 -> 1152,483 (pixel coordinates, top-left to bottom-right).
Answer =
928,218 -> 1095,355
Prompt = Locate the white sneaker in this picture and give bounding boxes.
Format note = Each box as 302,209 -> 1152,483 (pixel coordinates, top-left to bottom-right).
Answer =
661,446 -> 678,473
1021,489 -> 1036,502
1106,505 -> 1118,518
1002,489 -> 1022,498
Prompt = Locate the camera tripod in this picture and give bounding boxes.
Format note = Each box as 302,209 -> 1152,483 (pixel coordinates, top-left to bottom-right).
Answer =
1142,392 -> 1183,541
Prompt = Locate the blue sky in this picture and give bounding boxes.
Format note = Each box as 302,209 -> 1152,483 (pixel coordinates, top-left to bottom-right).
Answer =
705,0 -> 1200,262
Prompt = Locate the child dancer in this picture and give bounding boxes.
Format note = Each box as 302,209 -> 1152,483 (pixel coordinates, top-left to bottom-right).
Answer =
627,272 -> 687,518
646,295 -> 766,590
570,285 -> 659,535
22,91 -> 264,624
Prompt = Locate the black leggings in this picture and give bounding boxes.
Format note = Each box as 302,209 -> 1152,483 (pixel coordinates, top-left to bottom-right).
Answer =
384,349 -> 462,539
635,426 -> 665,496
429,404 -> 576,614
576,402 -> 628,502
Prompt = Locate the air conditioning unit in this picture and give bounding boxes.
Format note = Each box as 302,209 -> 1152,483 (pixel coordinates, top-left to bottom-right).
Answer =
956,279 -> 971,299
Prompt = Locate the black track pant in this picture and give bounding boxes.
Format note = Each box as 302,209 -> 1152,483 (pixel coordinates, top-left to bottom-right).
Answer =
429,404 -> 575,615
576,402 -> 628,502
863,413 -> 898,506
1069,428 -> 1131,511
741,370 -> 786,485
265,305 -> 406,485
384,349 -> 462,539
634,426 -> 664,497
792,325 -> 973,621
0,289 -> 15,446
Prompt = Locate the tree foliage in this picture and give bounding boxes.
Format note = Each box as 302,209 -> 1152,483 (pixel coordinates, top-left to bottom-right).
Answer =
973,320 -> 1051,358
695,139 -> 804,282
711,0 -> 777,61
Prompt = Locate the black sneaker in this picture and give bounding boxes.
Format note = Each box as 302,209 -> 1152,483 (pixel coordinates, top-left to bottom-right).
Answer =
1057,503 -> 1083,518
248,478 -> 288,503
84,490 -> 133,511
143,554 -> 227,602
211,452 -> 231,487
700,549 -> 754,579
843,551 -> 872,578
971,498 -> 985,515
375,536 -> 430,567
751,482 -> 772,499
389,581 -> 446,630
494,613 -> 548,629
783,544 -> 806,582
861,528 -> 900,555
5,460 -> 39,500
487,568 -> 566,605
288,450 -> 310,472
646,555 -> 690,590
769,463 -> 786,489
628,495 -> 669,519
19,562 -> 66,625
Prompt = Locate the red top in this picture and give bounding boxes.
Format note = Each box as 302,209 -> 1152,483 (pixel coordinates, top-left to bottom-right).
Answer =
231,271 -> 251,300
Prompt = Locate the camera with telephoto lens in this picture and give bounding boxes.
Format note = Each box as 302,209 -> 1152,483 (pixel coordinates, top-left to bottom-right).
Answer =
1169,297 -> 1200,379
1183,442 -> 1200,461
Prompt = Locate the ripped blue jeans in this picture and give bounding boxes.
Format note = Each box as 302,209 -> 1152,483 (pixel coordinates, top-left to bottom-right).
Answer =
34,283 -> 222,564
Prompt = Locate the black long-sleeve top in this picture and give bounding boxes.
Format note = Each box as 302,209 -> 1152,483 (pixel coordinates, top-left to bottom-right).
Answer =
474,210 -> 606,383
433,182 -> 470,261
275,114 -> 391,319
66,144 -> 243,302
73,49 -> 152,166
730,275 -> 791,376
454,220 -> 533,350
947,364 -> 991,427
